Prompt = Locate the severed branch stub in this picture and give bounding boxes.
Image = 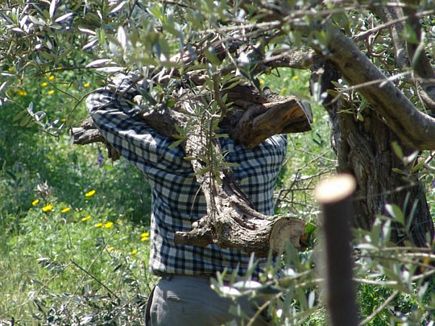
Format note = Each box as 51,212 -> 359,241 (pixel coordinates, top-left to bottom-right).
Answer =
72,83 -> 310,256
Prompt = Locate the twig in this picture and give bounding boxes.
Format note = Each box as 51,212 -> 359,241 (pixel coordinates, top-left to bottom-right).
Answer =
246,294 -> 276,326
330,71 -> 412,106
366,246 -> 432,252
159,0 -> 193,9
359,290 -> 399,326
357,253 -> 434,269
212,72 -> 227,116
352,9 -> 434,42
40,65 -> 101,74
354,267 -> 435,286
70,259 -> 120,300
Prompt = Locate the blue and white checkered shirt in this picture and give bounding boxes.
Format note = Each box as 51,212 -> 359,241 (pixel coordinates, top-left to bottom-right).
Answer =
87,75 -> 287,277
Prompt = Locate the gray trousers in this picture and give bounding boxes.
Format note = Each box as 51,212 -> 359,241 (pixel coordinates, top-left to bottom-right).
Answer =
147,275 -> 269,326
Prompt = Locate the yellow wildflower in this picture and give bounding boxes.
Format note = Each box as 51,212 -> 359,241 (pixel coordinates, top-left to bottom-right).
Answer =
291,75 -> 300,81
40,82 -> 49,87
60,207 -> 71,213
48,75 -> 55,81
103,221 -> 114,229
42,204 -> 54,213
131,249 -> 138,256
47,90 -> 55,95
17,89 -> 27,96
94,222 -> 103,228
32,199 -> 40,206
107,245 -> 115,252
81,215 -> 91,222
83,82 -> 91,88
140,231 -> 150,241
85,189 -> 96,198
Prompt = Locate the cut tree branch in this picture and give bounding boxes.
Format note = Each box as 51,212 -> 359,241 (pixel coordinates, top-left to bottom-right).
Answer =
72,85 -> 312,150
72,83 -> 310,255
175,127 -> 305,255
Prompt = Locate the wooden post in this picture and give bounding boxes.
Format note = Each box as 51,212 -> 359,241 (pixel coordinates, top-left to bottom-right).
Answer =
315,174 -> 359,326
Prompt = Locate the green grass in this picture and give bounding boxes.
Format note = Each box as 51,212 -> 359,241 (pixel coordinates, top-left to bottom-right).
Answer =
0,98 -> 155,323
0,156 -> 155,323
0,207 -> 153,324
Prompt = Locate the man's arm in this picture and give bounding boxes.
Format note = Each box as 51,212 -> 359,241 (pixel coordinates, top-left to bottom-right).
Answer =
86,81 -> 189,177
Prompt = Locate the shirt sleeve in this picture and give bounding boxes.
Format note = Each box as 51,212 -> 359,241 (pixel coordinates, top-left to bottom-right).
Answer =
86,78 -> 189,177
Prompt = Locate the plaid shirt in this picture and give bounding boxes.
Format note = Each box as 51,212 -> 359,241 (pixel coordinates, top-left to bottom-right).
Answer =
87,75 -> 287,276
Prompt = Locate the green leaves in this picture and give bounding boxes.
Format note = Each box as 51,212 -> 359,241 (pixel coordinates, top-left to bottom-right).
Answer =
385,203 -> 405,225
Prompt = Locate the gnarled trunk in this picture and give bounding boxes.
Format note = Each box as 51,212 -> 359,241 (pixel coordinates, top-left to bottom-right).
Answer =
313,60 -> 434,247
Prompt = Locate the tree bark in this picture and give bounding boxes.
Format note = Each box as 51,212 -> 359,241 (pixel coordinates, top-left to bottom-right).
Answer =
312,59 -> 434,247
73,85 -> 312,149
402,1 -> 435,114
312,23 -> 435,150
175,129 -> 305,255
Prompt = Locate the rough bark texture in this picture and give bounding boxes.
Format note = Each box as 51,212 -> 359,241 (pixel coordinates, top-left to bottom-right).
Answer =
315,23 -> 435,150
312,59 -> 434,247
73,86 -> 312,152
402,1 -> 435,114
175,129 -> 305,255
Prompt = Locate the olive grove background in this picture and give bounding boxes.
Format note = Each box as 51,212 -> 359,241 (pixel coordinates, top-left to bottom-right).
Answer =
0,0 -> 434,324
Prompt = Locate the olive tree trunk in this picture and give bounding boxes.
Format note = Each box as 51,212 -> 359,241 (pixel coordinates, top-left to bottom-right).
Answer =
312,60 -> 433,247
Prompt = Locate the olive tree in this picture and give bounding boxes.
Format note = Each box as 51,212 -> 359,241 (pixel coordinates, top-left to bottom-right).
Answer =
1,0 -> 434,323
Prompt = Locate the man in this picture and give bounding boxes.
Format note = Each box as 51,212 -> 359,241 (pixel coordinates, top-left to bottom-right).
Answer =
87,74 -> 287,325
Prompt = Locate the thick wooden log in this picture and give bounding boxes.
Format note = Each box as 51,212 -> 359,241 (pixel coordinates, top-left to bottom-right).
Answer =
174,211 -> 305,256
71,83 -> 310,255
315,174 -> 359,326
228,97 -> 311,148
173,126 -> 305,256
71,88 -> 312,150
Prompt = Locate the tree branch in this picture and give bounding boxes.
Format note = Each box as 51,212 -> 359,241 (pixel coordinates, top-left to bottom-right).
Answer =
72,86 -> 312,150
175,127 -> 305,255
370,5 -> 408,69
313,23 -> 435,150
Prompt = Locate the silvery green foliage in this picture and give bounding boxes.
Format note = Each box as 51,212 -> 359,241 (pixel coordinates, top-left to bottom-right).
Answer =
212,215 -> 433,325
1,1 -> 433,324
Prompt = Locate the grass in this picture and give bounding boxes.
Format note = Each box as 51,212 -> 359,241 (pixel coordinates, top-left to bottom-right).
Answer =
0,208 -> 153,323
0,100 -> 155,323
0,159 -> 155,323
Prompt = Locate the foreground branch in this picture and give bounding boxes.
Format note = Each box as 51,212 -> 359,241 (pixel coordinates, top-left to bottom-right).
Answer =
402,2 -> 435,113
175,129 -> 305,255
